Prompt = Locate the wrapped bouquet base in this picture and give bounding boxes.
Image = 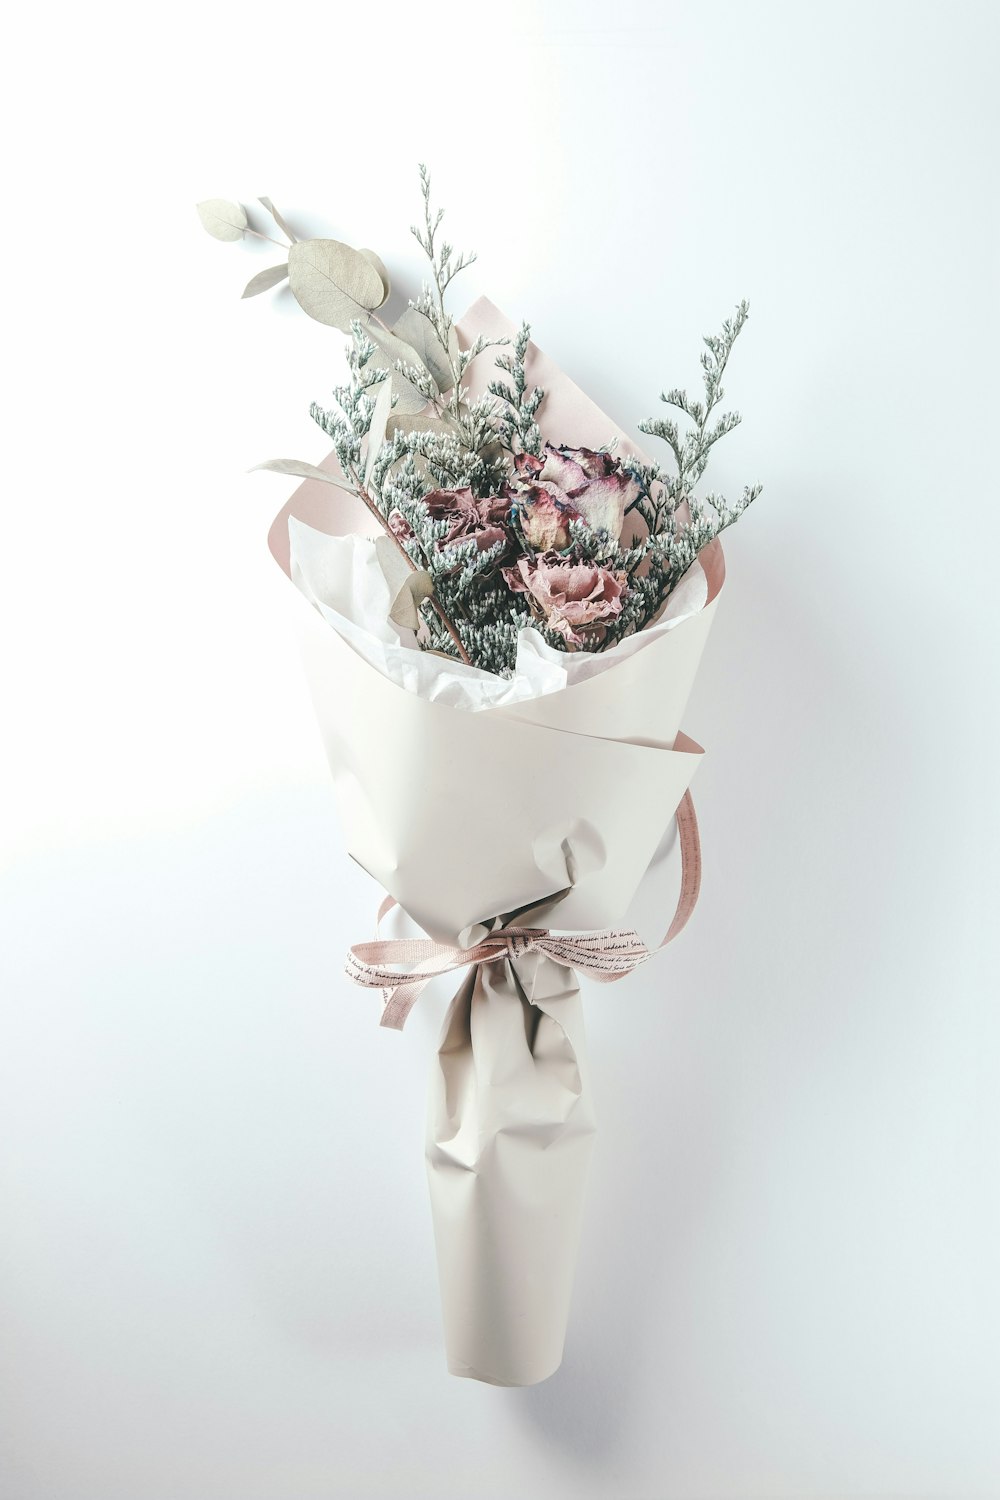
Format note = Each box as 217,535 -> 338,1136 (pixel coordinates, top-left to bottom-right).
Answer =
427,954 -> 595,1387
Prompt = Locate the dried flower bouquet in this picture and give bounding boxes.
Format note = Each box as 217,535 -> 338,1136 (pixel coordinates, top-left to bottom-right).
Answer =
198,169 -> 760,1386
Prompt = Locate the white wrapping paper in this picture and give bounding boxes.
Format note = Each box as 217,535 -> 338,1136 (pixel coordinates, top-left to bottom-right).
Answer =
427,956 -> 595,1387
268,301 -> 726,1384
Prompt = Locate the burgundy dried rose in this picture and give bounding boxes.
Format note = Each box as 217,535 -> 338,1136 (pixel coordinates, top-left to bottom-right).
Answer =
387,509 -> 415,543
503,552 -> 627,646
423,487 -> 510,558
511,443 -> 640,544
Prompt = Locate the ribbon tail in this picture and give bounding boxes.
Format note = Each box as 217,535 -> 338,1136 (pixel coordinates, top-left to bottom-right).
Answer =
379,977 -> 430,1031
665,789 -> 701,945
363,894 -> 429,1030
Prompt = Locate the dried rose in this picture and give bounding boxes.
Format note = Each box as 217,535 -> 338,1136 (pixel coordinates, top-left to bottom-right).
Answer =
531,444 -> 641,541
387,509 -> 415,543
423,487 -> 510,558
515,483 -> 581,550
503,552 -> 627,646
512,451 -> 545,480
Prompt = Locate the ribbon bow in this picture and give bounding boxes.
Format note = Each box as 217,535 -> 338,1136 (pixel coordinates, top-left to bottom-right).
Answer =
348,918 -> 655,1030
345,789 -> 702,1030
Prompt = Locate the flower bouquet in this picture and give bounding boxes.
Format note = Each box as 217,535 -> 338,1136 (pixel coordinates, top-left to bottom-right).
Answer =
198,170 -> 760,1386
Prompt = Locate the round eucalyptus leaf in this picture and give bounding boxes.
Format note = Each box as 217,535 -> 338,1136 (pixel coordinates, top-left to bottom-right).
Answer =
196,199 -> 248,242
393,306 -> 455,392
287,239 -> 386,330
358,248 -> 390,307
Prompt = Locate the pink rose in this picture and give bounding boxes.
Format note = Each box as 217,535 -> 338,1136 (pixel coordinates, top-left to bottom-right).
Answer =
512,451 -> 545,480
511,444 -> 640,542
503,552 -> 627,645
516,483 -> 581,550
387,509 -> 415,543
423,487 -> 510,559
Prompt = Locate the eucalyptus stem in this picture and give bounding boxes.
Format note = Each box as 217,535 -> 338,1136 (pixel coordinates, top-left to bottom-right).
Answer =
244,226 -> 289,251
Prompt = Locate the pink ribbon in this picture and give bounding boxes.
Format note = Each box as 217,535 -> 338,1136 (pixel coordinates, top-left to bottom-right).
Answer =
346,790 -> 702,1030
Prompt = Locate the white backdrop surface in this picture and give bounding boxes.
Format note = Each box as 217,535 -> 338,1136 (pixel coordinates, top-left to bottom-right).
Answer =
2,2 -> 998,1497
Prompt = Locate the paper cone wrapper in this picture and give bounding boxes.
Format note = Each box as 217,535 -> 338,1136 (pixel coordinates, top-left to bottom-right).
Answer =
426,953 -> 595,1386
267,300 -> 726,1384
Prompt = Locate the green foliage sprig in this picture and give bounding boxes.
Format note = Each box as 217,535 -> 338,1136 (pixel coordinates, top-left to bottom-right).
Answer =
489,322 -> 546,457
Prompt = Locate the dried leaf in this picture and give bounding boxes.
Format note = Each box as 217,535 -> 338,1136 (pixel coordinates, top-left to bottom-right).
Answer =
358,248 -> 390,307
365,382 -> 456,484
384,371 -> 429,417
258,196 -> 297,243
364,378 -> 397,484
366,321 -> 427,377
287,239 -> 385,330
250,458 -> 356,494
374,533 -> 413,598
387,568 -> 435,631
393,306 -> 457,392
365,323 -> 435,413
196,198 -> 247,242
241,263 -> 289,299
386,370 -> 431,417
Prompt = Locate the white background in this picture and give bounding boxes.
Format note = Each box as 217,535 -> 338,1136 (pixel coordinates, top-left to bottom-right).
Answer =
2,2 -> 998,1497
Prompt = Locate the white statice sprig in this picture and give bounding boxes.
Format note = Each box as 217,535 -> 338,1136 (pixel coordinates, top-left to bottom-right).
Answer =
635,299 -> 759,515
488,322 -> 545,456
406,165 -> 509,471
